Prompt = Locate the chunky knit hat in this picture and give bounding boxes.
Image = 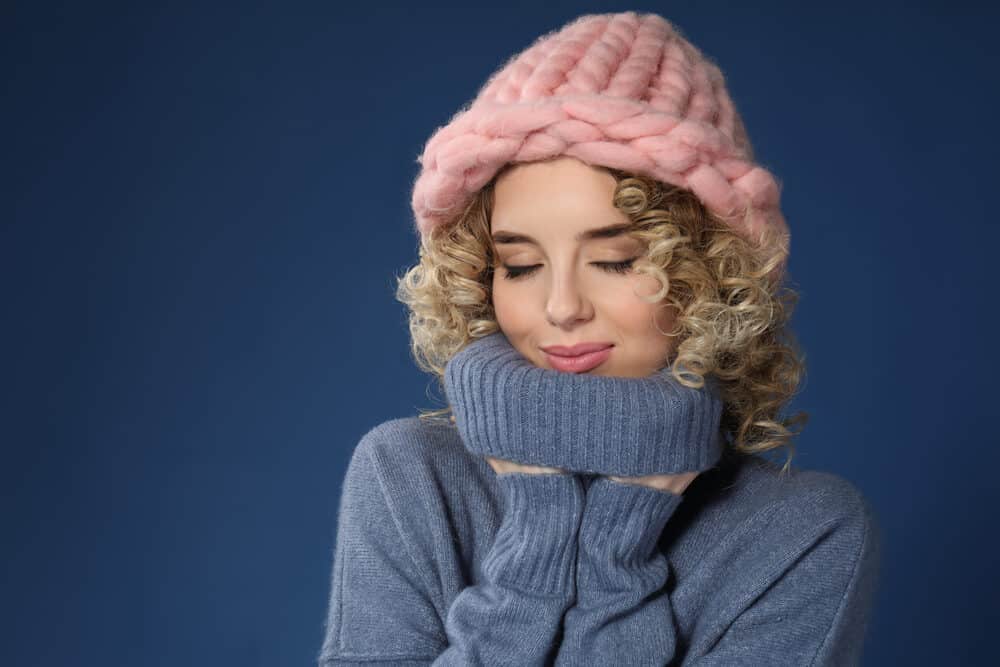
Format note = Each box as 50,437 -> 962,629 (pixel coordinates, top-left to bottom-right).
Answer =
410,11 -> 790,272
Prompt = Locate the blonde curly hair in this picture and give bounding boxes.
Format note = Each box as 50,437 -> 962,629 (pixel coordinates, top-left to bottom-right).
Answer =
395,162 -> 808,473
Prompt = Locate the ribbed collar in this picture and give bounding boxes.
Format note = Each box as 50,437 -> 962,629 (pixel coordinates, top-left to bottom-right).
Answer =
443,331 -> 725,477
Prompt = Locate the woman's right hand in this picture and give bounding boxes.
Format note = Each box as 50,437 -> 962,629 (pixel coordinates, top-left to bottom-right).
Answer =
485,456 -> 567,475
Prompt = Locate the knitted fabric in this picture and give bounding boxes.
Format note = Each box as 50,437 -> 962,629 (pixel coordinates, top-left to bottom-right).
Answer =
410,11 -> 789,274
443,331 -> 725,476
317,415 -> 883,665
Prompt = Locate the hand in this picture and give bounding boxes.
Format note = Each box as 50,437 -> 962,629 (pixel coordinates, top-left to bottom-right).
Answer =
485,456 -> 568,476
606,471 -> 699,495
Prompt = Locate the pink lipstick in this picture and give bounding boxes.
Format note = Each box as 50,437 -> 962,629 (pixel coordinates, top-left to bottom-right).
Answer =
541,342 -> 613,373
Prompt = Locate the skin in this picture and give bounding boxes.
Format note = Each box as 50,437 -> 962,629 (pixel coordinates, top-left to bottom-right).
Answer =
485,156 -> 698,496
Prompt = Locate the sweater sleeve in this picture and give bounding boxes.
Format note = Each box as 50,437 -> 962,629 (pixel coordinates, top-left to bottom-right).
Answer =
554,475 -> 882,666
317,435 -> 586,667
554,475 -> 686,665
679,482 -> 882,666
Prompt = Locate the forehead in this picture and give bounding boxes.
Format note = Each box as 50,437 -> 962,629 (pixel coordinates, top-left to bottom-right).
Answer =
491,158 -> 629,239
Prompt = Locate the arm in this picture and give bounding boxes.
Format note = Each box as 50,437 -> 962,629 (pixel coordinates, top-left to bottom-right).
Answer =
317,435 -> 586,667
437,471 -> 584,666
554,476 -> 882,666
554,475 -> 686,666
680,487 -> 882,666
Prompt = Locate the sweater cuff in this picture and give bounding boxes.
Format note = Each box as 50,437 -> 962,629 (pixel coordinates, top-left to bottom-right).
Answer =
577,476 -> 684,591
482,472 -> 585,596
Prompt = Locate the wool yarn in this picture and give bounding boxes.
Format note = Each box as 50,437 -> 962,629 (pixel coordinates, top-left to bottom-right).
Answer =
410,12 -> 789,276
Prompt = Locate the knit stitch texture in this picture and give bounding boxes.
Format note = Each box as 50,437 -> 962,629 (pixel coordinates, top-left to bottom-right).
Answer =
317,338 -> 882,665
410,11 -> 789,278
444,331 -> 725,476
317,419 -> 881,665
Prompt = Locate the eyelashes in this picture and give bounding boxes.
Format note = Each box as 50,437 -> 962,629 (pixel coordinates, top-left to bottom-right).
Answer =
501,258 -> 637,281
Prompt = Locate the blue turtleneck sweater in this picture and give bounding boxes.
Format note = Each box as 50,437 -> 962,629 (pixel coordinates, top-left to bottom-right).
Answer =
316,333 -> 881,665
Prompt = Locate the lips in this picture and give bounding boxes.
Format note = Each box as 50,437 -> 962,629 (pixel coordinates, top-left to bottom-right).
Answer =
541,342 -> 614,357
541,343 -> 614,373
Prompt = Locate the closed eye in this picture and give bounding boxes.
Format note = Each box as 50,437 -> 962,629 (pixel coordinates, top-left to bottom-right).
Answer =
501,258 -> 637,280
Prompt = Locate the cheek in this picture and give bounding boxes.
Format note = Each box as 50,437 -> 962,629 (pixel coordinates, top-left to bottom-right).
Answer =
491,277 -> 527,330
630,271 -> 664,301
608,276 -> 674,336
609,298 -> 661,333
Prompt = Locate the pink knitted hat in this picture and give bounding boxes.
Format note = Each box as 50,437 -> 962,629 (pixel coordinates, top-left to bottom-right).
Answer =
410,11 -> 790,273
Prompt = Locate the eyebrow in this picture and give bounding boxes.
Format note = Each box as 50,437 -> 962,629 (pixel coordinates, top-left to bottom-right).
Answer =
491,222 -> 633,245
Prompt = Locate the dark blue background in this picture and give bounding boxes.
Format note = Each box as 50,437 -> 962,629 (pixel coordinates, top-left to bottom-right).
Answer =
5,1 -> 997,664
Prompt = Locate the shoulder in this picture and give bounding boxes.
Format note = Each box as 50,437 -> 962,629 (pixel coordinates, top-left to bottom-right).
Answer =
351,415 -> 478,479
341,416 -> 500,597
344,415 -> 496,520
737,456 -> 879,538
677,453 -> 882,571
692,453 -> 876,525
670,456 -> 883,662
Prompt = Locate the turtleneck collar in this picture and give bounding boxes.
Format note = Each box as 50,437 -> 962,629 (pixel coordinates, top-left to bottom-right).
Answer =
443,331 -> 725,477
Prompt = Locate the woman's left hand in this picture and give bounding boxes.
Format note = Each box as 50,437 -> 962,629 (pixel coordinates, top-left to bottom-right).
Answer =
606,471 -> 699,496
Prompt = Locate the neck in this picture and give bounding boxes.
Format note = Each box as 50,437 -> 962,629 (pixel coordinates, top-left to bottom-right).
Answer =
443,331 -> 725,476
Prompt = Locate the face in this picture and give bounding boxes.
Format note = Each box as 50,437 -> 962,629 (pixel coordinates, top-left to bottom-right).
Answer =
490,156 -> 677,378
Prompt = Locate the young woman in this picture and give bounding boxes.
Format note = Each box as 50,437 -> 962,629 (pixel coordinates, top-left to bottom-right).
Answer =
318,11 -> 880,666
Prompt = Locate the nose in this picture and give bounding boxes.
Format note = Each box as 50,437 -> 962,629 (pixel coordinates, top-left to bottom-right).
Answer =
545,267 -> 592,328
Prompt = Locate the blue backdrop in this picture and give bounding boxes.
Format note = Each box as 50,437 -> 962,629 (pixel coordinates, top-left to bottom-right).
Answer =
4,1 -> 997,665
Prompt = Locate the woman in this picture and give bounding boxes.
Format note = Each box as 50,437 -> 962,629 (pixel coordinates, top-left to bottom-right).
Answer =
318,11 -> 880,666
